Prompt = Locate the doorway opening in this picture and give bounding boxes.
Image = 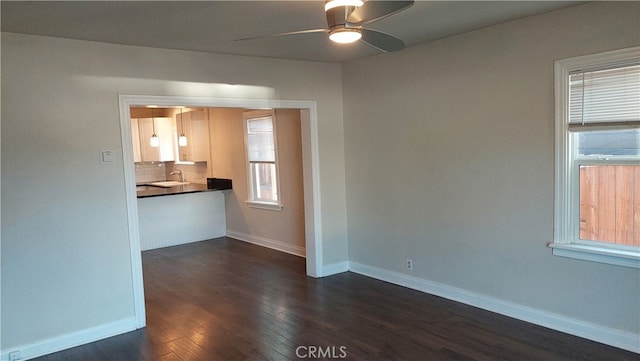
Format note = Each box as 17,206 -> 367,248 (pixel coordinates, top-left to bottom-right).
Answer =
118,95 -> 323,328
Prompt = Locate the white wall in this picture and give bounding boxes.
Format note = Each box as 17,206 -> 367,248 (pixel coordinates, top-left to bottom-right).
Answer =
343,1 -> 640,346
1,33 -> 348,351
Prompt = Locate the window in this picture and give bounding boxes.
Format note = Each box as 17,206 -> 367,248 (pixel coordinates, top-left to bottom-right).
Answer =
244,110 -> 282,211
552,47 -> 640,268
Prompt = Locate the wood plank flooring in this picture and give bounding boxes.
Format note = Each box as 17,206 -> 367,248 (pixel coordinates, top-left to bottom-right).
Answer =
36,237 -> 637,360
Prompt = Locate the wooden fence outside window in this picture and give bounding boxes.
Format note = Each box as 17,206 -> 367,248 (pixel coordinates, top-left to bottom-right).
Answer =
579,165 -> 640,246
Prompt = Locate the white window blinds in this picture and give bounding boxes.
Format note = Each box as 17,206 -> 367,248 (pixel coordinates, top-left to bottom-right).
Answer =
568,63 -> 640,131
247,116 -> 275,162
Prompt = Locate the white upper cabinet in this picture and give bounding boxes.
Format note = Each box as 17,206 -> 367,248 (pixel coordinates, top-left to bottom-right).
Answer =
136,117 -> 175,162
176,110 -> 210,163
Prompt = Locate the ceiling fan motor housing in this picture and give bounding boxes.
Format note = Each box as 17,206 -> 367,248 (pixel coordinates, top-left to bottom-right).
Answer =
326,5 -> 359,31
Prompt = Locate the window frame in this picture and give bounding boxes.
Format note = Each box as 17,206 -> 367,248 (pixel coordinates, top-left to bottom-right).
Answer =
551,46 -> 640,268
243,110 -> 283,211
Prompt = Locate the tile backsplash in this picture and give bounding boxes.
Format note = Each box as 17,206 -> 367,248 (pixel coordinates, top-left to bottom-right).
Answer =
135,161 -> 208,184
135,162 -> 167,183
170,162 -> 209,184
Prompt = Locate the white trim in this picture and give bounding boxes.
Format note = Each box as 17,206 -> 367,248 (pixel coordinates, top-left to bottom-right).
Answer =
0,317 -> 137,361
227,230 -> 306,258
550,243 -> 640,268
245,200 -> 283,211
117,98 -> 147,329
557,46 -> 640,75
319,261 -> 350,277
348,262 -> 640,354
300,107 -> 323,278
243,110 -> 282,205
118,96 -> 324,284
552,47 -> 640,267
554,55 -> 572,245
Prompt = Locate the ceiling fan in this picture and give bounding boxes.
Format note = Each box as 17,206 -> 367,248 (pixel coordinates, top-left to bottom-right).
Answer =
239,0 -> 414,53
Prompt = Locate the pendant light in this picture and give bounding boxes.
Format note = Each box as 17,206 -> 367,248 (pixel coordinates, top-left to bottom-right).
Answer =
178,109 -> 188,147
150,108 -> 160,147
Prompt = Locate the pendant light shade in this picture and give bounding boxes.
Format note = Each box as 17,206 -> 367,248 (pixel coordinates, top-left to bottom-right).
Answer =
150,133 -> 160,147
178,110 -> 188,147
150,108 -> 160,147
178,134 -> 188,147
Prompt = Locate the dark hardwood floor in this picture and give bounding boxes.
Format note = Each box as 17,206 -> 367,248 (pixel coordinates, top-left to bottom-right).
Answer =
37,237 -> 636,360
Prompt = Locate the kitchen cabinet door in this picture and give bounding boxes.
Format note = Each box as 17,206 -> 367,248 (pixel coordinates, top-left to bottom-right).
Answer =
137,117 -> 175,162
137,118 -> 160,161
156,117 -> 175,161
176,111 -> 192,161
176,110 -> 210,162
189,110 -> 211,162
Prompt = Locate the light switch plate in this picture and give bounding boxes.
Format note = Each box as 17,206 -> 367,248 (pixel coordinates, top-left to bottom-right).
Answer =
100,150 -> 115,164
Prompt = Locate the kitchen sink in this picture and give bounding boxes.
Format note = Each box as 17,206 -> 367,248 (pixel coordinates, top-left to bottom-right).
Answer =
148,181 -> 190,188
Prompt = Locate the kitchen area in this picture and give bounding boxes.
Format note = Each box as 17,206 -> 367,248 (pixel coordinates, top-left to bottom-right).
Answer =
130,106 -> 231,251
129,106 -> 306,255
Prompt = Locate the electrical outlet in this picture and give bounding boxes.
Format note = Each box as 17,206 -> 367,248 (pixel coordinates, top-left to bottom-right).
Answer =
9,351 -> 22,361
406,258 -> 413,270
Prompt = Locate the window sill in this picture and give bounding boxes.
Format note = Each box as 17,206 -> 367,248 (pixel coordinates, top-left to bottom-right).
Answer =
246,201 -> 283,211
548,243 -> 640,268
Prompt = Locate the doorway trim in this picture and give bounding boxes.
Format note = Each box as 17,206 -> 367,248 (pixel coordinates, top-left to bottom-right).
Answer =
118,95 -> 323,328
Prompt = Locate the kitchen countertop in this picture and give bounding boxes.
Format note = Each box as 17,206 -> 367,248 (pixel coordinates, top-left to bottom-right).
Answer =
136,183 -> 228,198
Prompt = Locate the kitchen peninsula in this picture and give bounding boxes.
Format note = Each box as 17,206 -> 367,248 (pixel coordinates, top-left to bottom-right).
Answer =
136,177 -> 232,251
137,189 -> 226,251
131,105 -> 233,251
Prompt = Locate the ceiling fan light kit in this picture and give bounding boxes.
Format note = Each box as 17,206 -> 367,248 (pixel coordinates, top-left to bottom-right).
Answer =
329,27 -> 362,44
238,1 -> 413,53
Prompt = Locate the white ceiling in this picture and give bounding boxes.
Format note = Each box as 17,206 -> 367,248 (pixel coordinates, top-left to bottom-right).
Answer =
1,1 -> 583,63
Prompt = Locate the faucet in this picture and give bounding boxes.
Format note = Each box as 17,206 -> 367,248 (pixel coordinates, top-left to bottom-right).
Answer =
170,169 -> 183,182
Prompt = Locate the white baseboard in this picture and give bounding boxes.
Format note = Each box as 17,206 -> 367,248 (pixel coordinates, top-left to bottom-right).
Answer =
349,261 -> 640,354
226,230 -> 352,278
319,261 -> 350,277
227,230 -> 306,258
1,317 -> 138,361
